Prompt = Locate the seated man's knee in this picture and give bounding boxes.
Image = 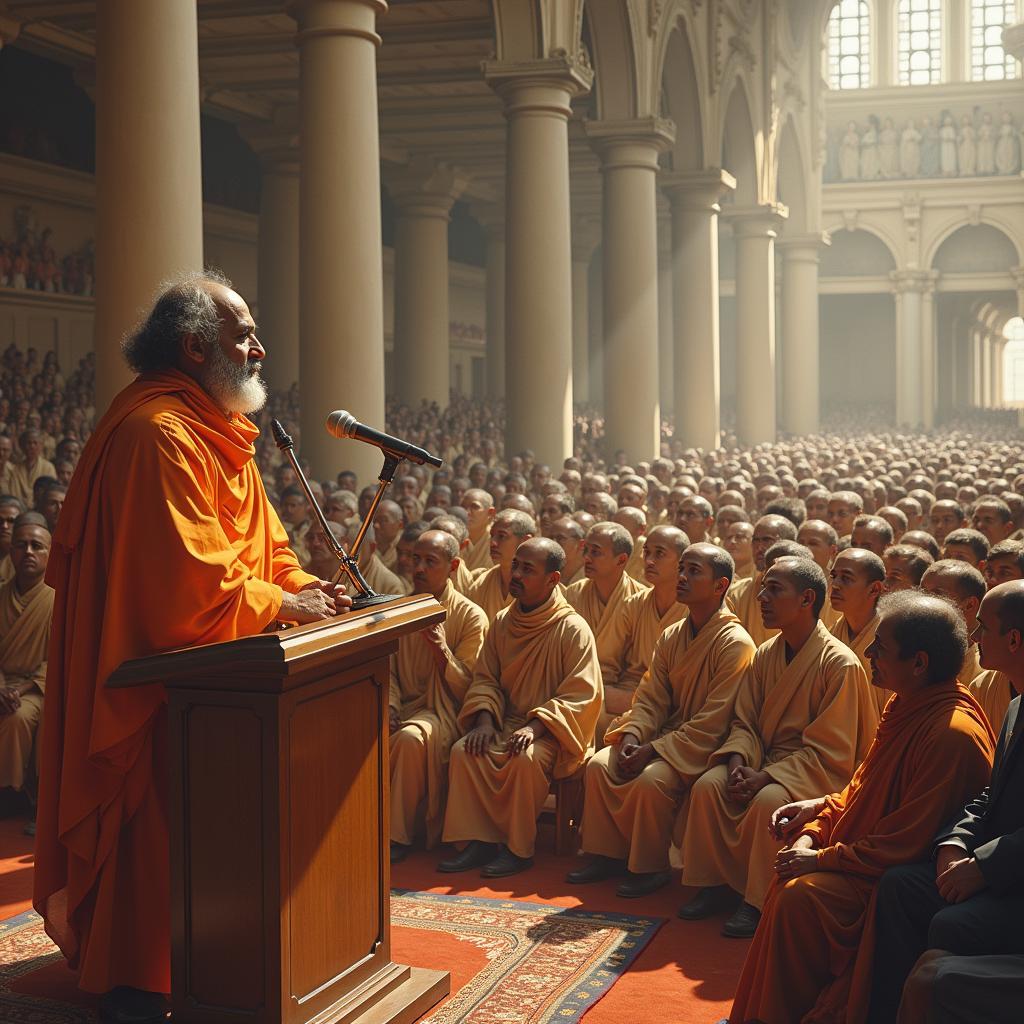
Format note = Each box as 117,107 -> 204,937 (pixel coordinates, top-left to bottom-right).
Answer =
392,724 -> 425,751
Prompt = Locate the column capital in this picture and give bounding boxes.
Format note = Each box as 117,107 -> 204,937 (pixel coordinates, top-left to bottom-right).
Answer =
661,168 -> 736,210
386,156 -> 469,218
483,54 -> 593,114
890,268 -> 939,295
584,117 -> 676,171
290,0 -> 387,47
725,203 -> 789,239
777,232 -> 831,262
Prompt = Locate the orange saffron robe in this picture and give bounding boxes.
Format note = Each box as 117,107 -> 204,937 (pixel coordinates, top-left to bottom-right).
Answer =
728,681 -> 995,1024
33,370 -> 315,995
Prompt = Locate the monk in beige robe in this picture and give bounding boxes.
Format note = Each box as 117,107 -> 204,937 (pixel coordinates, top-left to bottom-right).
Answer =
465,508 -> 535,622
460,488 -> 495,572
549,515 -> 586,586
0,495 -> 25,586
565,522 -> 646,739
7,430 -> 56,507
829,548 -> 887,715
799,519 -> 842,629
389,531 -> 488,860
675,495 -> 714,544
360,544 -> 410,596
921,558 -> 987,686
727,515 -> 798,647
371,498 -> 403,571
680,556 -> 878,939
440,538 -> 601,877
429,514 -> 478,596
571,543 -> 756,897
966,559 -> 1016,727
394,520 -> 429,593
0,517 -> 53,797
723,521 -> 755,581
613,506 -> 648,584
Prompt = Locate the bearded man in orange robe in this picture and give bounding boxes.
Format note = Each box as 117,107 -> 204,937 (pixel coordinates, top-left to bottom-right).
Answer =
33,271 -> 350,1024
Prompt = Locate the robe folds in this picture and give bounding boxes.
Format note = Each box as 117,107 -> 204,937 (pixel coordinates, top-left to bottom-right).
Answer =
830,612 -> 889,716
726,571 -> 778,648
968,669 -> 1015,734
389,582 -> 488,847
442,590 -> 601,857
463,529 -> 492,572
581,609 -> 756,872
0,576 -> 54,790
450,556 -> 477,597
681,621 -> 879,909
465,564 -> 514,624
362,550 -> 411,596
728,681 -> 995,1024
34,369 -> 315,996
624,540 -> 647,584
565,573 -> 646,738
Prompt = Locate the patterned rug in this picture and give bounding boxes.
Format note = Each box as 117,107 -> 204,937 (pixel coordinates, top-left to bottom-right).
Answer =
0,891 -> 663,1024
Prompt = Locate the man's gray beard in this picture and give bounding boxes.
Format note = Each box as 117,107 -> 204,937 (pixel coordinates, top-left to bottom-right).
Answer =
202,343 -> 268,415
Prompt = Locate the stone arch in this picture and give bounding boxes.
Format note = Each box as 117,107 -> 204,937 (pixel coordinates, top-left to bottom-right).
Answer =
776,115 -> 808,233
582,0 -> 642,120
491,0 -> 544,61
819,227 -> 898,277
720,75 -> 759,205
658,16 -> 705,171
822,217 -> 902,269
928,221 -> 1023,273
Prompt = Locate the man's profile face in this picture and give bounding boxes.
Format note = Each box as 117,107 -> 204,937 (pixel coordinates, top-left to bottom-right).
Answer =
751,524 -> 783,573
797,523 -> 835,571
973,506 -> 1013,545
984,555 -> 1024,591
675,550 -> 719,607
617,484 -> 645,510
642,532 -> 680,587
757,564 -> 808,630
461,493 -> 493,533
41,488 -> 64,531
865,617 -> 913,691
489,520 -> 522,568
882,554 -> 915,592
829,552 -> 877,616
199,287 -> 267,414
972,594 -> 1017,673
583,533 -> 624,582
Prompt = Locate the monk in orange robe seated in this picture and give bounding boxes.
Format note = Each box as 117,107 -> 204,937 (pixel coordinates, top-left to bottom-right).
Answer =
723,591 -> 995,1024
33,272 -> 349,1024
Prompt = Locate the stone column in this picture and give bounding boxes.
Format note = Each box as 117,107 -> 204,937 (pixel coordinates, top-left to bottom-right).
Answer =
586,118 -> 675,462
571,218 -> 599,406
293,0 -> 387,485
729,205 -> 788,445
891,270 -> 930,426
657,218 -> 673,420
993,337 -> 1006,407
661,170 -> 735,452
920,273 -> 938,427
981,331 -> 993,408
484,56 -> 592,466
94,0 -> 204,412
471,202 -> 506,398
244,119 -> 301,393
777,233 -> 829,436
970,327 -> 984,406
388,159 -> 467,409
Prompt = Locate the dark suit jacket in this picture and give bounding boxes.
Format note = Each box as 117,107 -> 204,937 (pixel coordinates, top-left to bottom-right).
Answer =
937,695 -> 1024,894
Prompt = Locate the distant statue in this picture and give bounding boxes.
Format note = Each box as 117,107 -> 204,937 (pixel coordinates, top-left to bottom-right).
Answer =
957,115 -> 976,177
920,116 -> 940,176
899,119 -> 922,178
939,114 -> 958,176
879,117 -> 899,178
995,111 -> 1020,175
860,119 -> 881,180
977,112 -> 996,174
839,121 -> 860,180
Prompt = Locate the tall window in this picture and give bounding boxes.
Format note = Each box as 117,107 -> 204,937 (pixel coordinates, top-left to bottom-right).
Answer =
828,0 -> 871,89
897,0 -> 943,85
1004,317 -> 1024,405
971,0 -> 1018,80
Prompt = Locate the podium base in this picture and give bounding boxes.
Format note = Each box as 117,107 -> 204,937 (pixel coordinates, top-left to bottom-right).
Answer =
326,965 -> 450,1024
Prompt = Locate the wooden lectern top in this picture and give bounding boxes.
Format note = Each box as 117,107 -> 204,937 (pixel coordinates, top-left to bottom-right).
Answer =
106,593 -> 445,693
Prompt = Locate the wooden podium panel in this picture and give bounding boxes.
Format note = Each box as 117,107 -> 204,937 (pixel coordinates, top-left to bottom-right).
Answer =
109,596 -> 450,1024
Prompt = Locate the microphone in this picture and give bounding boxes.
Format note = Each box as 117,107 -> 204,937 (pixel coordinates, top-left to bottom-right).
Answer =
326,410 -> 443,468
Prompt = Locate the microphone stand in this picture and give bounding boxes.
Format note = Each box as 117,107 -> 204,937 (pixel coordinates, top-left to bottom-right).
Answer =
270,419 -> 397,610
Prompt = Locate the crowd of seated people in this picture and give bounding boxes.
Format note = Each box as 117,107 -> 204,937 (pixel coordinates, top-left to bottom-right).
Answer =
0,342 -> 1022,1022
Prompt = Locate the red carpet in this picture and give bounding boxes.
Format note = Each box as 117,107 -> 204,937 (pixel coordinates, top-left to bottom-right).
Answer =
0,813 -> 747,1021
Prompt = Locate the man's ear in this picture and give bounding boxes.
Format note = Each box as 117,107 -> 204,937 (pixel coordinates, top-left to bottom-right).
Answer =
180,332 -> 207,365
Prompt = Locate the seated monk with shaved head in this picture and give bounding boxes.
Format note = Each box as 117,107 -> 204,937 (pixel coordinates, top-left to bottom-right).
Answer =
439,538 -> 601,878
460,488 -> 496,572
389,531 -> 488,863
465,508 -> 536,623
571,543 -> 756,898
726,514 -> 798,647
725,591 -> 994,1024
680,556 -> 878,940
612,506 -> 648,584
549,515 -> 586,586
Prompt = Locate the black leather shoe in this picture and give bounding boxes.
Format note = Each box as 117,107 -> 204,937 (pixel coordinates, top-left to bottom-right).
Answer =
565,856 -> 626,885
616,869 -> 672,898
480,847 -> 534,878
390,841 -> 410,864
722,901 -> 761,938
437,841 -> 497,873
677,885 -> 739,920
99,987 -> 169,1024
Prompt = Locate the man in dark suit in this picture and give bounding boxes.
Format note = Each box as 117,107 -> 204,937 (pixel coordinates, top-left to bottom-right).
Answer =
867,580 -> 1024,1024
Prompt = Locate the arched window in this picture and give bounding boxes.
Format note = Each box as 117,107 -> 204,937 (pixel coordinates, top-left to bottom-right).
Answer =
971,0 -> 1018,80
1004,317 -> 1024,404
827,0 -> 871,89
897,0 -> 943,85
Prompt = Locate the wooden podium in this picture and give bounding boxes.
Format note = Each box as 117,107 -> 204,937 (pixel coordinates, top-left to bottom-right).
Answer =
108,595 -> 450,1024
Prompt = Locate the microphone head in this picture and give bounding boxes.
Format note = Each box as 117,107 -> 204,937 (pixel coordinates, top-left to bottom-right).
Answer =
326,409 -> 357,439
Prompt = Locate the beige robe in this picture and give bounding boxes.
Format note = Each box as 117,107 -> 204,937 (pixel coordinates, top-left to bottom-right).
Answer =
565,572 -> 646,738
6,456 -> 57,507
450,557 -> 477,597
389,582 -> 488,847
463,528 -> 492,572
959,642 -> 982,685
465,564 -> 513,623
624,540 -> 647,585
563,564 -> 586,587
362,551 -> 411,596
581,608 -> 756,872
831,611 -> 888,716
726,571 -> 779,648
376,537 -> 399,571
968,669 -> 1015,733
442,590 -> 602,857
0,554 -> 12,586
0,577 -> 54,790
681,621 -> 878,909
